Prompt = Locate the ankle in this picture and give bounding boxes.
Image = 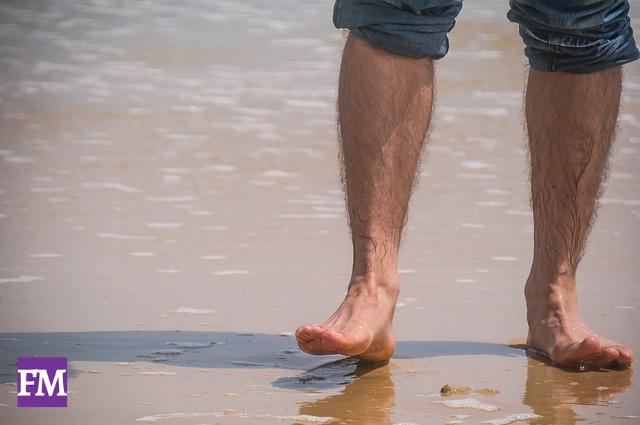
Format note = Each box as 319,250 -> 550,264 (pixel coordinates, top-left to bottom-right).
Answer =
351,254 -> 399,292
525,261 -> 576,298
525,275 -> 576,300
352,233 -> 400,276
348,273 -> 400,298
525,269 -> 578,326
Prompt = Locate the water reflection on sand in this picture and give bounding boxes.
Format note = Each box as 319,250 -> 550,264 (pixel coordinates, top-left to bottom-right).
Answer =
286,355 -> 633,425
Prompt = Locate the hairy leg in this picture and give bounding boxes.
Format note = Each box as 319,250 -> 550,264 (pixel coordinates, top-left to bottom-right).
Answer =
525,67 -> 633,369
296,33 -> 433,360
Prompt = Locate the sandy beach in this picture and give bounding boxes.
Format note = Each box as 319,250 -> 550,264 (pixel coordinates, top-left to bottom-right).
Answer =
1,0 -> 639,424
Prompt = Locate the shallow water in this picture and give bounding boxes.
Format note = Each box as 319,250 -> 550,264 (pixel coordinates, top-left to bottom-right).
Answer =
1,0 -> 639,424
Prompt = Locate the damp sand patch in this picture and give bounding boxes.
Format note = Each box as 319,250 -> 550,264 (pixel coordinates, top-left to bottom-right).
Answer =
481,413 -> 540,424
434,397 -> 499,412
136,412 -> 334,423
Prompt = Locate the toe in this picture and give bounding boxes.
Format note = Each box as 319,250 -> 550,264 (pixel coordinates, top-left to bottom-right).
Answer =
295,325 -> 312,340
296,325 -> 323,340
296,325 -> 331,355
615,346 -> 634,368
594,345 -> 620,368
299,340 -> 329,355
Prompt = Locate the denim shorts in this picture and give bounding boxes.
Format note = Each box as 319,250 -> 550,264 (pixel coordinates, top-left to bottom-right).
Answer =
333,0 -> 640,73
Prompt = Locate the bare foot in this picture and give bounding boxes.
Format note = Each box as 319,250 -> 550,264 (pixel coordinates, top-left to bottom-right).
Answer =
295,277 -> 398,361
526,277 -> 633,369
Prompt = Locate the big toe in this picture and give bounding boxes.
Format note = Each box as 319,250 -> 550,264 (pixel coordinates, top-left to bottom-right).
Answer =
296,325 -> 331,355
596,345 -> 620,368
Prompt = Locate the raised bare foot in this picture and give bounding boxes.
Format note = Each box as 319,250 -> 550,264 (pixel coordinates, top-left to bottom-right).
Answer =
526,275 -> 633,369
295,276 -> 398,361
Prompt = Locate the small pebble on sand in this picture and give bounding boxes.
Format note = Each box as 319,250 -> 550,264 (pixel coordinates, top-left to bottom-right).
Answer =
441,384 -> 472,396
477,388 -> 501,396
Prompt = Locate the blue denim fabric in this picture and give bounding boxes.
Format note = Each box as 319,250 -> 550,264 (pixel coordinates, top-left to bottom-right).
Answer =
508,0 -> 640,73
333,0 -> 463,59
333,0 -> 639,73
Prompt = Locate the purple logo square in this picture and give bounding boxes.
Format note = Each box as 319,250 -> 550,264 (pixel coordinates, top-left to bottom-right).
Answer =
17,357 -> 68,407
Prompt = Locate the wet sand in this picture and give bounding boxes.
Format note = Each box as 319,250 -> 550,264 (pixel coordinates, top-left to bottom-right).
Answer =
1,0 -> 639,424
